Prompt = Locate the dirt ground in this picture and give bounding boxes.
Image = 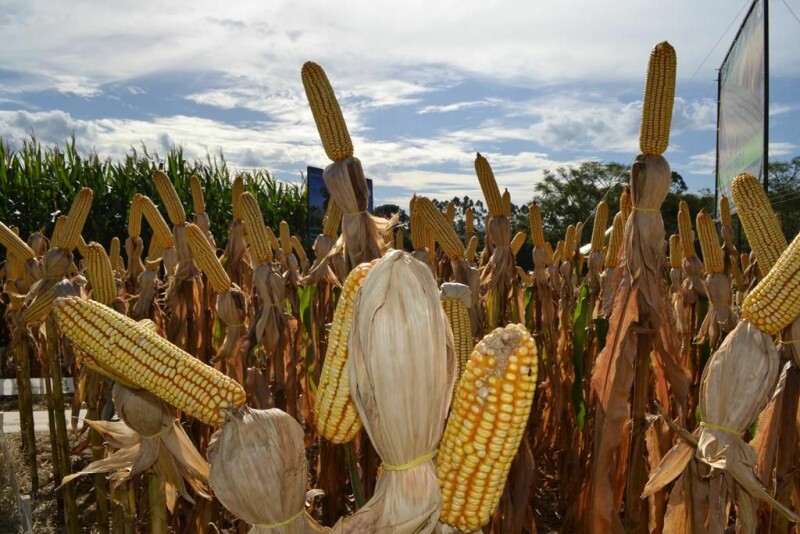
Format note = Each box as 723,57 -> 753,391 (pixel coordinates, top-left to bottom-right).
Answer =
1,431 -> 97,533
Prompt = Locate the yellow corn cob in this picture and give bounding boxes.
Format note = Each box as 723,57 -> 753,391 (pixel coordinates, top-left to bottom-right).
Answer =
475,154 -> 504,218
54,297 -> 246,426
301,61 -> 354,162
153,170 -> 186,225
395,229 -> 404,250
437,323 -> 538,532
732,173 -> 788,275
315,261 -> 376,442
239,192 -> 273,264
669,234 -> 681,269
189,175 -> 205,215
510,231 -> 526,255
564,225 -> 576,260
186,224 -> 231,293
720,195 -> 732,228
147,237 -> 165,262
264,226 -> 281,252
502,189 -> 512,218
232,175 -> 244,221
440,283 -> 473,386
1,221 -> 35,260
416,196 -> 465,260
516,265 -> 533,286
528,203 -> 545,248
279,221 -> 291,254
554,241 -> 564,264
291,236 -> 308,264
410,196 -> 427,252
109,237 -> 123,272
23,284 -> 58,323
575,221 -> 584,249
129,194 -> 143,238
86,243 -> 117,306
591,201 -> 608,252
742,231 -> 800,334
446,201 -> 456,223
677,201 -> 696,259
639,41 -> 677,156
606,212 -> 625,268
139,196 -> 175,249
466,235 -> 479,263
463,206 -> 473,230
76,235 -> 89,259
620,186 -> 632,222
51,215 -> 67,249
323,200 -> 341,238
60,188 -> 94,251
696,210 -> 724,274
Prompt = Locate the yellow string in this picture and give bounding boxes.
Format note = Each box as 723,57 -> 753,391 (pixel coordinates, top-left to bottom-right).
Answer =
699,420 -> 743,437
253,509 -> 304,529
777,338 -> 800,345
633,206 -> 660,213
382,450 -> 437,471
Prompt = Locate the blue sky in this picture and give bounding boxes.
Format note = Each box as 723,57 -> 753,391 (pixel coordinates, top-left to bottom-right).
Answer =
1,0 -> 799,208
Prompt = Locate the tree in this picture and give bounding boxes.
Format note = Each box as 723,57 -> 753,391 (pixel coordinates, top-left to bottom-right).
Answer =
768,158 -> 800,242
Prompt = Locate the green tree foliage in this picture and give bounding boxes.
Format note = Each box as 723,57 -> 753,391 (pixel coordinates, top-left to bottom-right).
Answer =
0,137 -> 306,250
767,157 -> 800,242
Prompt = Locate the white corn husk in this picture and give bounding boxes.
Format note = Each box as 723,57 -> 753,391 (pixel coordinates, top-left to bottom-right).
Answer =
643,320 -> 800,528
208,408 -> 323,534
331,250 -> 456,533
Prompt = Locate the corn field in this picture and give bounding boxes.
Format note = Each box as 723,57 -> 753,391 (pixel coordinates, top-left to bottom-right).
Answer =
2,41 -> 800,534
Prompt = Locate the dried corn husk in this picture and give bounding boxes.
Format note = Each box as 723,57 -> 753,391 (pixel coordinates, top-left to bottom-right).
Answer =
62,384 -> 209,511
323,157 -> 396,272
208,408 -> 324,533
331,250 -> 455,533
644,320 -> 800,528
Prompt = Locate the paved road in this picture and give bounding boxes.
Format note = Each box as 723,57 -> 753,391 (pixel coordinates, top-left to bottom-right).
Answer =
1,409 -> 88,434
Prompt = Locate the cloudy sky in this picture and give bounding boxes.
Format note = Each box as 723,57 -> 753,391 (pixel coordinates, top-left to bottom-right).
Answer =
1,0 -> 799,207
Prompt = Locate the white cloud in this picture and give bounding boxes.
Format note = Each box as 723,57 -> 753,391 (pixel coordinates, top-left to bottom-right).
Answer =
770,103 -> 799,117
418,99 -> 499,114
685,149 -> 716,175
769,142 -> 795,158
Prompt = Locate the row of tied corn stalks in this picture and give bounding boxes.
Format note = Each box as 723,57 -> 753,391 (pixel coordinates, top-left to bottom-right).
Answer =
2,41 -> 800,534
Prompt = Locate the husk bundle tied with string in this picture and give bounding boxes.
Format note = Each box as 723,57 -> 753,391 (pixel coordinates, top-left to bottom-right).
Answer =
62,384 -> 209,511
331,250 -> 455,533
208,408 -> 324,533
644,320 -> 800,529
